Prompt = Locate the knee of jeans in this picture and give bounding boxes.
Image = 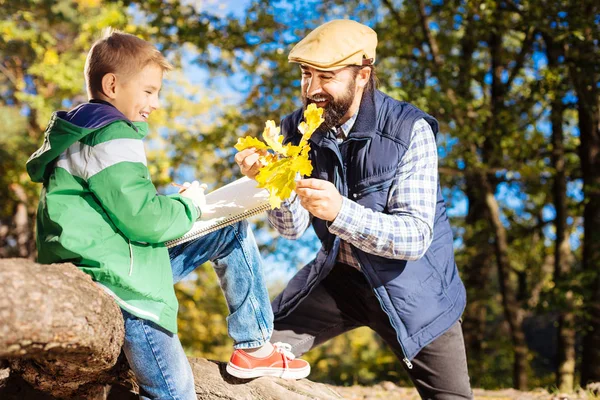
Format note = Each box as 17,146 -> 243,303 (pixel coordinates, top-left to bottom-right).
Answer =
235,219 -> 248,231
180,365 -> 195,397
228,219 -> 248,237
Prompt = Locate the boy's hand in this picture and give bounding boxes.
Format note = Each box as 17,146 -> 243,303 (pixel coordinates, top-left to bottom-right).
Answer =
179,181 -> 207,209
235,148 -> 267,179
295,178 -> 343,222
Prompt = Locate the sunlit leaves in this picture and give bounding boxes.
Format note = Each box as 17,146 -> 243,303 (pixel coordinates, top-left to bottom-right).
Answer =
262,120 -> 287,156
234,136 -> 268,152
235,104 -> 324,208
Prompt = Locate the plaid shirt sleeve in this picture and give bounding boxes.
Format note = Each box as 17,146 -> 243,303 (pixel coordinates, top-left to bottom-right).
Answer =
328,118 -> 438,261
267,194 -> 312,239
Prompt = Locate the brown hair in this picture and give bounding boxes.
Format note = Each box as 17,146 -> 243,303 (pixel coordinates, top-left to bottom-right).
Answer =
84,27 -> 173,97
347,65 -> 378,93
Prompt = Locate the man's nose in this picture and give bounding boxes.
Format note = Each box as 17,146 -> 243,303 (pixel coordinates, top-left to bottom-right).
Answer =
305,76 -> 322,97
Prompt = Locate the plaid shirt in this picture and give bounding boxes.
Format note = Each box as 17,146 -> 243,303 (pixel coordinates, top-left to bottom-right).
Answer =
267,117 -> 438,270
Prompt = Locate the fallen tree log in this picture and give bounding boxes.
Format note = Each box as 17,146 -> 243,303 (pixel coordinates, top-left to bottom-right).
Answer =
0,258 -> 342,400
0,258 -> 132,399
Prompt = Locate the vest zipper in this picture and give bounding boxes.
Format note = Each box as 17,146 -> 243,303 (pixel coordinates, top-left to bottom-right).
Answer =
355,256 -> 413,370
352,180 -> 394,200
330,132 -> 411,365
128,239 -> 134,276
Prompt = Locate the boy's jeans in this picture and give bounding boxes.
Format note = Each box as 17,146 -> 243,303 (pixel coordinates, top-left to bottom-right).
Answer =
121,220 -> 273,400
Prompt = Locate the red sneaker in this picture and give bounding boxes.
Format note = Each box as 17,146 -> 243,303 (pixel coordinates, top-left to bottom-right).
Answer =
226,342 -> 311,380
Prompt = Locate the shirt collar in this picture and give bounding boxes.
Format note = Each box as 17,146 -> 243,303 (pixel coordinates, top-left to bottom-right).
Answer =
336,111 -> 359,139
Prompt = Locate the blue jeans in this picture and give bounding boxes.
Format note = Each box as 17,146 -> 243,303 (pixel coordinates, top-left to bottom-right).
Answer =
121,220 -> 273,400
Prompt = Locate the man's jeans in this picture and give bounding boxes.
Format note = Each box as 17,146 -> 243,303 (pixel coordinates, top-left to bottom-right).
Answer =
121,220 -> 273,400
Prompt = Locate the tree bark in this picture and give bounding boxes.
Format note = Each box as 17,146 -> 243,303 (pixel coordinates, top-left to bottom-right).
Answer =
567,2 -> 600,384
0,258 -> 129,399
461,177 -> 494,370
573,66 -> 600,385
486,13 -> 528,389
545,33 -> 576,392
8,184 -> 36,259
481,174 -> 528,390
0,258 -> 343,400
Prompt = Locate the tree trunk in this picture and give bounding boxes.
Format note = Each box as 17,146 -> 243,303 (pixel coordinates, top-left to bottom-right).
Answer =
575,78 -> 600,385
481,176 -> 528,390
461,178 -> 494,370
486,18 -> 528,389
1,357 -> 343,400
0,258 -> 129,399
8,184 -> 36,259
0,258 -> 342,400
568,6 -> 600,384
545,33 -> 576,392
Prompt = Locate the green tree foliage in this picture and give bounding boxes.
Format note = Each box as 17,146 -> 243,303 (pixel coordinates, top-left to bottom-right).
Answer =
2,0 -> 599,391
0,0 -> 133,256
145,0 -> 597,390
0,0 -> 233,253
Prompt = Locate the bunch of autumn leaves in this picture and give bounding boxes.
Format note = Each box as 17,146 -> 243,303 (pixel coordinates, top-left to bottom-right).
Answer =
234,104 -> 324,209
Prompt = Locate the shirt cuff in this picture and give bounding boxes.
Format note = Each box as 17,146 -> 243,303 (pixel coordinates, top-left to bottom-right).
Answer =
328,197 -> 360,240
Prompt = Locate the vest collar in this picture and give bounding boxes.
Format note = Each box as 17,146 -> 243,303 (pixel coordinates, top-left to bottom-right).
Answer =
348,89 -> 377,139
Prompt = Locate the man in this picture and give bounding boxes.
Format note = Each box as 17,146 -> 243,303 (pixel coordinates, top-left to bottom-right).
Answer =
236,19 -> 472,399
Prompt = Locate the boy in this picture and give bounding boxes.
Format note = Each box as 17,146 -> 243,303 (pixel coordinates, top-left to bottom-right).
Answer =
26,28 -> 309,400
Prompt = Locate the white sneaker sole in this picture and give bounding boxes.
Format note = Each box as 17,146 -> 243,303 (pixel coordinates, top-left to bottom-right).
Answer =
226,362 -> 311,380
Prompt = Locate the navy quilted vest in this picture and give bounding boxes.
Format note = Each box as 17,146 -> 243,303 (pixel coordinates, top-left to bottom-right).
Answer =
272,90 -> 466,362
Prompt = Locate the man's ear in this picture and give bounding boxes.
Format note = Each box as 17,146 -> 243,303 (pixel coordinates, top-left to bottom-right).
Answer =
356,67 -> 371,89
101,73 -> 118,100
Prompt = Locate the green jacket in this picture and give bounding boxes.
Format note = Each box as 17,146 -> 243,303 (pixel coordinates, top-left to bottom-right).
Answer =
27,102 -> 198,333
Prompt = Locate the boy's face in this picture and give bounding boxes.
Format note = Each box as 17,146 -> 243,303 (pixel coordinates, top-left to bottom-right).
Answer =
112,63 -> 163,122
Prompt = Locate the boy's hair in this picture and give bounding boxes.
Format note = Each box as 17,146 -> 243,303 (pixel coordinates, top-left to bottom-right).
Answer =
85,28 -> 173,97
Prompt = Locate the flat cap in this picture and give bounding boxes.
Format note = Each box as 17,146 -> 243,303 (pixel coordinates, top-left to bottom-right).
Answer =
289,19 -> 377,71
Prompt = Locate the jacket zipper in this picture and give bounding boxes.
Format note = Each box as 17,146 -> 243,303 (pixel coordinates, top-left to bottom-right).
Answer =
128,240 -> 134,276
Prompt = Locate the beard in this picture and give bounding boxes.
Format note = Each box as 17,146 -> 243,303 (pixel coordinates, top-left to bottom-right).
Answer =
302,79 -> 356,131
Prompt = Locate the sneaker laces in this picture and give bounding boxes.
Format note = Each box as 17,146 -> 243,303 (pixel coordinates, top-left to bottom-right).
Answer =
273,342 -> 295,369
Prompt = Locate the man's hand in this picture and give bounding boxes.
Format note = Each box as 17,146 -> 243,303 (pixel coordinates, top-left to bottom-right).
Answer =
235,148 -> 266,179
295,178 -> 343,222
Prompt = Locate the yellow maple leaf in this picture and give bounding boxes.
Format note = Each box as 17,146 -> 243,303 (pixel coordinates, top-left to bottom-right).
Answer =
234,105 -> 324,209
234,136 -> 268,152
259,153 -> 278,166
292,150 -> 313,177
298,104 -> 324,147
286,144 -> 303,158
255,158 -> 296,208
262,120 -> 288,156
254,151 -> 313,209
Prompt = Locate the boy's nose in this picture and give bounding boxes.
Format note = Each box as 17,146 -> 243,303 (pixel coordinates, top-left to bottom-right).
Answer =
150,95 -> 160,110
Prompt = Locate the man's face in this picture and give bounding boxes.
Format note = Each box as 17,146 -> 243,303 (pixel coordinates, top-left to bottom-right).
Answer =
112,63 -> 163,122
300,65 -> 358,130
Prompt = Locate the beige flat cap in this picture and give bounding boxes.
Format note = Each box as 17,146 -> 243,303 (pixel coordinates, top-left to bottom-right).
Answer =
289,19 -> 377,71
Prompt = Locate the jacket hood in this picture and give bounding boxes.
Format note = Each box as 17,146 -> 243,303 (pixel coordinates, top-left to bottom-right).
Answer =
27,102 -> 147,182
